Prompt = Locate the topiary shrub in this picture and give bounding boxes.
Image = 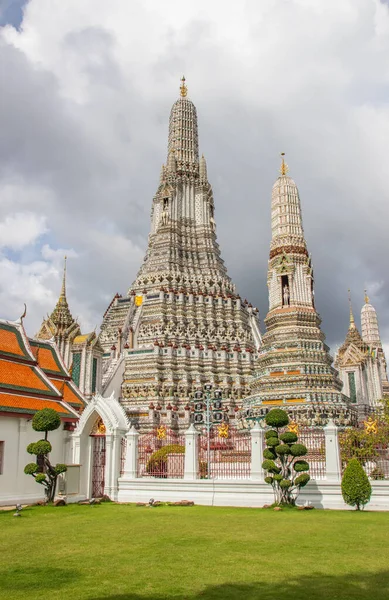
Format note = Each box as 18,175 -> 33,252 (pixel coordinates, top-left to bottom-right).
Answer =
262,409 -> 310,506
24,408 -> 67,503
265,409 -> 290,429
32,409 -> 61,436
341,457 -> 372,510
146,444 -> 185,477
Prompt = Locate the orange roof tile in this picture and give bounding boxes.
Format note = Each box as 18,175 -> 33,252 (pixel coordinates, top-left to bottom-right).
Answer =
0,360 -> 57,396
30,344 -> 65,374
0,392 -> 73,417
52,379 -> 85,407
0,325 -> 31,360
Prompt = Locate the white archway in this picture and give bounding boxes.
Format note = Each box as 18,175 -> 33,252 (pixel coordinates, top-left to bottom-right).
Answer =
71,392 -> 129,500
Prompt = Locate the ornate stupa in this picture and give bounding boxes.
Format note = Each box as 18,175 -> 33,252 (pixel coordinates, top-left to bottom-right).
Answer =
37,257 -> 103,399
99,78 -> 262,429
241,155 -> 350,426
335,291 -> 389,405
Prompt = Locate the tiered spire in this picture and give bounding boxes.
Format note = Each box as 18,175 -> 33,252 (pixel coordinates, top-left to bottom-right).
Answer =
243,156 -> 346,425
361,291 -> 382,345
50,257 -> 75,333
167,76 -> 199,168
270,153 -> 306,253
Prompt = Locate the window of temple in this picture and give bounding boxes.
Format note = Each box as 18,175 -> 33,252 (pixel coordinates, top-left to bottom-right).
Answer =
91,357 -> 98,393
348,371 -> 357,403
72,352 -> 82,387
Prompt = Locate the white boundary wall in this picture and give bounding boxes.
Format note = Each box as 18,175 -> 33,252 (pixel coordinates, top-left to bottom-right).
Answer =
117,420 -> 389,510
117,478 -> 389,511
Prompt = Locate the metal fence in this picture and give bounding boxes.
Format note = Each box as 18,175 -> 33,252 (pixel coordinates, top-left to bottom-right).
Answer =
298,427 -> 326,480
137,426 -> 185,478
339,426 -> 389,480
198,425 -> 251,479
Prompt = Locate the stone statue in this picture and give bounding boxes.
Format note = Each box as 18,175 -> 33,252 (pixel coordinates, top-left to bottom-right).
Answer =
283,284 -> 290,306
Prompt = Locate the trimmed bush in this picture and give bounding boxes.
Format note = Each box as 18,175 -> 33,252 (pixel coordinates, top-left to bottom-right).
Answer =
290,443 -> 308,457
280,479 -> 292,489
29,440 -> 52,456
24,408 -> 66,503
262,409 -> 311,506
55,464 -> 67,475
146,444 -> 185,475
295,473 -> 310,487
279,432 -> 298,444
275,444 -> 291,455
262,459 -> 278,472
265,409 -> 290,429
294,460 -> 310,472
263,448 -> 277,460
32,408 -> 61,433
24,463 -> 38,475
267,437 -> 280,447
341,458 -> 372,510
265,429 -> 279,439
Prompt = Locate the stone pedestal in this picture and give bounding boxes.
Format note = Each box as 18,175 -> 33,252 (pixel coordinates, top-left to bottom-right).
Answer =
250,423 -> 265,481
123,426 -> 139,479
184,424 -> 199,480
324,419 -> 342,481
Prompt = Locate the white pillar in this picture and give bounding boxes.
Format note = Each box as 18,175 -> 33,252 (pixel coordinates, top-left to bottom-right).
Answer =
324,419 -> 342,481
123,426 -> 139,479
250,423 -> 265,481
184,424 -> 199,480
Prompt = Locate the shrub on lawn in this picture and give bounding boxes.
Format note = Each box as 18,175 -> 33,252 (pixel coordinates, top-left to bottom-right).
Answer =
341,458 -> 372,510
24,408 -> 67,503
262,409 -> 310,506
146,444 -> 184,477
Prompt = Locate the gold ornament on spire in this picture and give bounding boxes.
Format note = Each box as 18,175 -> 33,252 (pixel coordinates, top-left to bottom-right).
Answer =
364,289 -> 370,304
180,75 -> 187,98
279,152 -> 289,176
348,289 -> 355,328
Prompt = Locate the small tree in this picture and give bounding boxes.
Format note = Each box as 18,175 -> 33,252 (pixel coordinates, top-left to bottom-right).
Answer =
341,457 -> 372,510
262,409 -> 310,506
24,408 -> 67,503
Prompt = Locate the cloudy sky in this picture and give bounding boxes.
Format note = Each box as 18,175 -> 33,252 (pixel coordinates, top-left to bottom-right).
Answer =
1,0 -> 389,356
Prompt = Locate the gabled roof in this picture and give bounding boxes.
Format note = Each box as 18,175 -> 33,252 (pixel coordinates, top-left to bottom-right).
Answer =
31,337 -> 86,411
29,339 -> 68,377
0,321 -> 35,362
0,318 -> 82,421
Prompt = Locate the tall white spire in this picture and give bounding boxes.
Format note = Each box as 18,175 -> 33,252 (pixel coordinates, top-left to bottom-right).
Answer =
167,76 -> 199,168
361,291 -> 382,345
270,153 -> 305,252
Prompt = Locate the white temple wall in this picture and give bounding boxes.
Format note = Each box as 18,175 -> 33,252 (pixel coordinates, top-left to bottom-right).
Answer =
0,415 -> 73,506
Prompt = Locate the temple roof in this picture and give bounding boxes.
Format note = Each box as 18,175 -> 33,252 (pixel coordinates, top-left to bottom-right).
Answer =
0,318 -> 82,420
49,257 -> 76,332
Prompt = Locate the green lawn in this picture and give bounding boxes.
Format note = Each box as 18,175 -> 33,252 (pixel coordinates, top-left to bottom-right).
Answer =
1,504 -> 388,600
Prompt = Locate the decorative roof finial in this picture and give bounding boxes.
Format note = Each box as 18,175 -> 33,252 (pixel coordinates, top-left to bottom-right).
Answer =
20,303 -> 27,321
364,289 -> 370,304
60,256 -> 67,299
348,289 -> 355,328
280,152 -> 289,176
180,75 -> 187,98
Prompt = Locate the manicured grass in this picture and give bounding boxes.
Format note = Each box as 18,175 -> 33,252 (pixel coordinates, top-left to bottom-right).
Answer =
1,504 -> 389,600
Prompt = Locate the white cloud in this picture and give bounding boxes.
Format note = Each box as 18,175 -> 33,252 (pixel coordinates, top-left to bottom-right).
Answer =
0,212 -> 47,250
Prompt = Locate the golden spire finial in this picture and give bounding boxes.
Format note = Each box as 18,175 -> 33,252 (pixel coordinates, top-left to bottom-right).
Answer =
279,152 -> 289,176
364,289 -> 370,304
60,256 -> 67,299
180,75 -> 187,98
348,289 -> 355,328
